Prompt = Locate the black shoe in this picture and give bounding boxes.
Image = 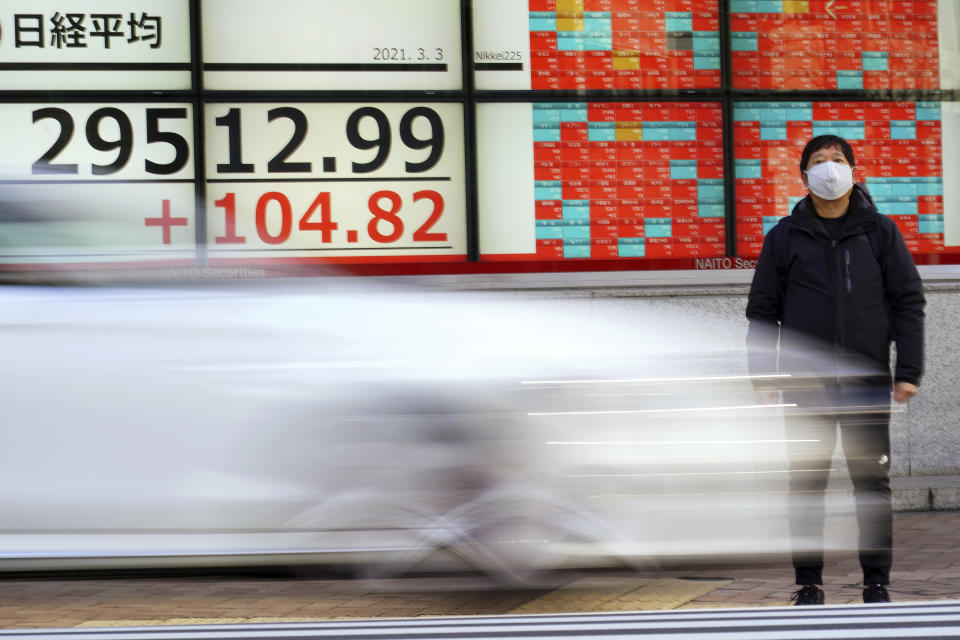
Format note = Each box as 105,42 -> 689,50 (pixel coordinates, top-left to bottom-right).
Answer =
863,583 -> 891,603
791,584 -> 825,605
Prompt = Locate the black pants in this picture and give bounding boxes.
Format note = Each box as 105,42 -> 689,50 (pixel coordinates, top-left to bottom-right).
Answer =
785,386 -> 892,586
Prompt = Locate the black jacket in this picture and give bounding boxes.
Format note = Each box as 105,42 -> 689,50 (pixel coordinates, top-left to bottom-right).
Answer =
746,183 -> 925,387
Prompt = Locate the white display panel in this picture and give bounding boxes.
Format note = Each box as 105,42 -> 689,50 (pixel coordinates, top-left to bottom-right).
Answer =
203,102 -> 466,263
0,103 -> 196,265
476,103 -> 537,256
472,0 -> 532,90
0,0 -> 191,90
938,0 -> 960,89
201,0 -> 462,91
944,102 -> 960,247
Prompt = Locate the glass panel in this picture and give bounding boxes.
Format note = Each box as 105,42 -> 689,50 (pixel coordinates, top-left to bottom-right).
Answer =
478,101 -> 726,263
474,0 -> 721,91
0,102 -> 196,267
0,0 -> 191,90
203,102 -> 467,265
729,0 -> 957,91
202,0 -> 462,91
733,100 -> 959,258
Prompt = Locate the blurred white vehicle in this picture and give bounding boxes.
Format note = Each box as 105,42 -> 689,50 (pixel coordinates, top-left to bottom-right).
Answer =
0,280 -> 867,578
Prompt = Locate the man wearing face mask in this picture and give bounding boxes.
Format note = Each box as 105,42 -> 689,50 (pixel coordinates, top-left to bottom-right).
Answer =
746,135 -> 925,606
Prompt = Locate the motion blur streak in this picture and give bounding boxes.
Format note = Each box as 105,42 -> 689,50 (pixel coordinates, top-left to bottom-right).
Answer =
529,403 -> 797,415
567,469 -> 838,478
546,440 -> 820,445
522,374 -> 792,385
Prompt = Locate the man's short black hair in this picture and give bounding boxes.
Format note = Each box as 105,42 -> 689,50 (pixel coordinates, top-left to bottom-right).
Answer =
799,135 -> 856,175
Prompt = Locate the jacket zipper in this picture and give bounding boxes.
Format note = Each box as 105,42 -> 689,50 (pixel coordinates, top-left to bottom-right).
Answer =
844,248 -> 852,294
831,239 -> 843,382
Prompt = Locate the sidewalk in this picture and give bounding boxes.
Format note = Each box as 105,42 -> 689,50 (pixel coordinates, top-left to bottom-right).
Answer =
1,510 -> 958,629
678,510 -> 960,607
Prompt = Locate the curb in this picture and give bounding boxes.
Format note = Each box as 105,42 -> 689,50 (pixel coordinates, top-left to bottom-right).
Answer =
892,476 -> 960,512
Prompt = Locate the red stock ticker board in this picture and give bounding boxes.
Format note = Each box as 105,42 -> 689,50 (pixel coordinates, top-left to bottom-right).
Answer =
529,0 -> 722,90
730,0 -> 940,91
734,101 -> 947,259
532,102 -> 725,261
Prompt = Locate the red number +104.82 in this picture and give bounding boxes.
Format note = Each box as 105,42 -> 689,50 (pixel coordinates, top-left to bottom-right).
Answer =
213,190 -> 446,245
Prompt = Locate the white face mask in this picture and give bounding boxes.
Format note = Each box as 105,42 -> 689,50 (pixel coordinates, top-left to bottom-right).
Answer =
804,161 -> 854,200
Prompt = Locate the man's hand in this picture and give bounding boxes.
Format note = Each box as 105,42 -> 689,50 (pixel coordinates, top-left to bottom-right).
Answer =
893,381 -> 919,403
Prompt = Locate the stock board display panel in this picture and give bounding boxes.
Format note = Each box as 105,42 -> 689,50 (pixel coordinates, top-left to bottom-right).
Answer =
734,101 -> 960,258
478,102 -> 725,261
730,0 -> 958,91
0,0 -> 191,90
0,102 -> 196,266
203,103 -> 467,264
474,0 -> 721,90
201,0 -> 462,90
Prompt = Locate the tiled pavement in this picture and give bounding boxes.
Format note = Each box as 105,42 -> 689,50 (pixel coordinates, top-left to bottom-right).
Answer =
1,510 -> 959,629
679,510 -> 960,608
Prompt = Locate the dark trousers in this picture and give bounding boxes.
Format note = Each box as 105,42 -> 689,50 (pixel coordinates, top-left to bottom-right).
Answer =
785,387 -> 892,586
